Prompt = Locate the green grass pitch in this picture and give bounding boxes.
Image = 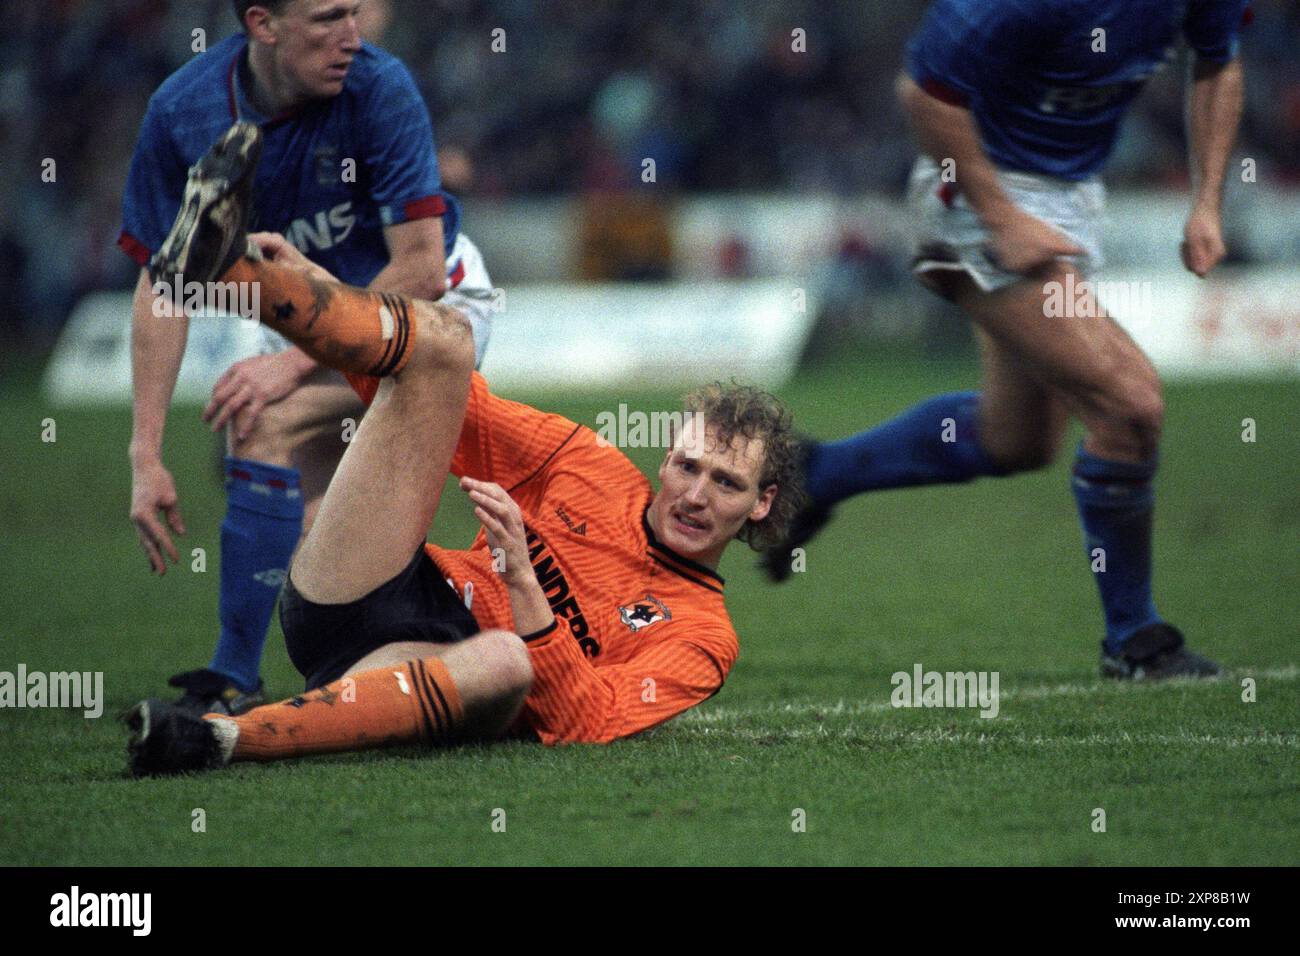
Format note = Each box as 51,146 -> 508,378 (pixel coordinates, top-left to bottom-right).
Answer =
2,353 -> 1296,865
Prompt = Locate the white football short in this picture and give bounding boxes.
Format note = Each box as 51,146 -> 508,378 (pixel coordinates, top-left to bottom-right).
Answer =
258,231 -> 495,368
906,156 -> 1105,294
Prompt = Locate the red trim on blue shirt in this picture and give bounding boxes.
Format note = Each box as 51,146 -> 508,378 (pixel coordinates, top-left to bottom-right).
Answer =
117,231 -> 151,266
448,258 -> 466,288
403,195 -> 447,221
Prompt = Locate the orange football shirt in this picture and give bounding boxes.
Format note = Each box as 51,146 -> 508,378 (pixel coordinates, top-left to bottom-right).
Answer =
347,370 -> 739,745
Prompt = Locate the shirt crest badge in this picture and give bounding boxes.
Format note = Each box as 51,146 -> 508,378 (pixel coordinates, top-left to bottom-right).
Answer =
618,594 -> 672,633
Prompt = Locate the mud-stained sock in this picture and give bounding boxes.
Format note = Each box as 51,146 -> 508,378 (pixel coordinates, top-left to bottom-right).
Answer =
217,657 -> 464,762
221,257 -> 415,377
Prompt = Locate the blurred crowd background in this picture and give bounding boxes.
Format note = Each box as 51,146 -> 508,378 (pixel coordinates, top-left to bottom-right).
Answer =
1,0 -> 1297,350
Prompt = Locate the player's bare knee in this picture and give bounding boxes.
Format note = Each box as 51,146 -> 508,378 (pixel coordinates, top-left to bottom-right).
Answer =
1115,375 -> 1164,448
406,301 -> 475,377
1085,372 -> 1164,459
477,629 -> 533,702
229,393 -> 303,464
1135,379 -> 1165,433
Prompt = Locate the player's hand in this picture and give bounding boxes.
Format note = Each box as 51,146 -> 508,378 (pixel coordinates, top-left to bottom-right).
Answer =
249,231 -> 338,283
987,211 -> 1084,276
203,351 -> 310,440
130,457 -> 186,575
461,477 -> 533,585
1181,205 -> 1227,278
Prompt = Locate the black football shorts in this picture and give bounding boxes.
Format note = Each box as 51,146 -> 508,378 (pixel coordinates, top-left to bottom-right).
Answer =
280,547 -> 481,690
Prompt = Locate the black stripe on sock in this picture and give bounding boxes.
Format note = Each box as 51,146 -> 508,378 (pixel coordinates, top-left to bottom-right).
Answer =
406,660 -> 440,743
420,659 -> 457,735
413,659 -> 448,739
366,293 -> 399,377
376,293 -> 411,378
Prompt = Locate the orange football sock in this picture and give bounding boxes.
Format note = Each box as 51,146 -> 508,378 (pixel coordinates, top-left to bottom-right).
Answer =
217,657 -> 464,762
222,257 -> 415,377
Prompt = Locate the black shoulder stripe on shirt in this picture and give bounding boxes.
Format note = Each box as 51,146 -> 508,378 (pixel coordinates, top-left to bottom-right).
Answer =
507,423 -> 584,494
641,508 -> 726,587
650,553 -> 725,595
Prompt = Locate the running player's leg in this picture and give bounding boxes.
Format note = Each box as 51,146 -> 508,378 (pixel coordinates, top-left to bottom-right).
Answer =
950,263 -> 1211,673
973,327 -> 1069,472
798,274 -> 1070,510
781,293 -> 1062,527
800,256 -> 1145,497
951,263 -> 1163,464
761,297 -> 1024,581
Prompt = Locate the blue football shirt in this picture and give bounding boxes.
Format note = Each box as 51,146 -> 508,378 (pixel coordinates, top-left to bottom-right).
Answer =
120,32 -> 459,287
905,0 -> 1250,179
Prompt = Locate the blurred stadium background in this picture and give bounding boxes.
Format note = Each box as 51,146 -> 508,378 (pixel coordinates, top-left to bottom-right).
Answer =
3,0 -> 1298,383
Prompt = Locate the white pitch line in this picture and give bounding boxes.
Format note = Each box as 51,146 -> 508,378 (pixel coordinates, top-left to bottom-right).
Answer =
675,725 -> 1299,747
682,665 -> 1299,725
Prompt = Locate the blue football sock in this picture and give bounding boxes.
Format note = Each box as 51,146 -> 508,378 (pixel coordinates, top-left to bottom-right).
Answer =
209,457 -> 304,691
805,391 -> 1007,505
1071,446 -> 1162,654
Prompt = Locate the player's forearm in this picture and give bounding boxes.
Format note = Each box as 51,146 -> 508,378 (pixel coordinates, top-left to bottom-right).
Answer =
504,573 -> 556,639
129,273 -> 188,462
1186,57 -> 1244,211
366,250 -> 447,302
897,73 -> 1018,228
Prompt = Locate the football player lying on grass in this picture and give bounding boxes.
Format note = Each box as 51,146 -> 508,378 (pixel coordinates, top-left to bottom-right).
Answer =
126,124 -> 804,775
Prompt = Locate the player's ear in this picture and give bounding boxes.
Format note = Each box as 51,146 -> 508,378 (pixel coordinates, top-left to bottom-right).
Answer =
244,5 -> 279,44
748,484 -> 777,524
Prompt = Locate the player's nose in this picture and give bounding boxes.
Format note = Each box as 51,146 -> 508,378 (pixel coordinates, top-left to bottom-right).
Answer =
683,475 -> 710,506
340,15 -> 362,51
